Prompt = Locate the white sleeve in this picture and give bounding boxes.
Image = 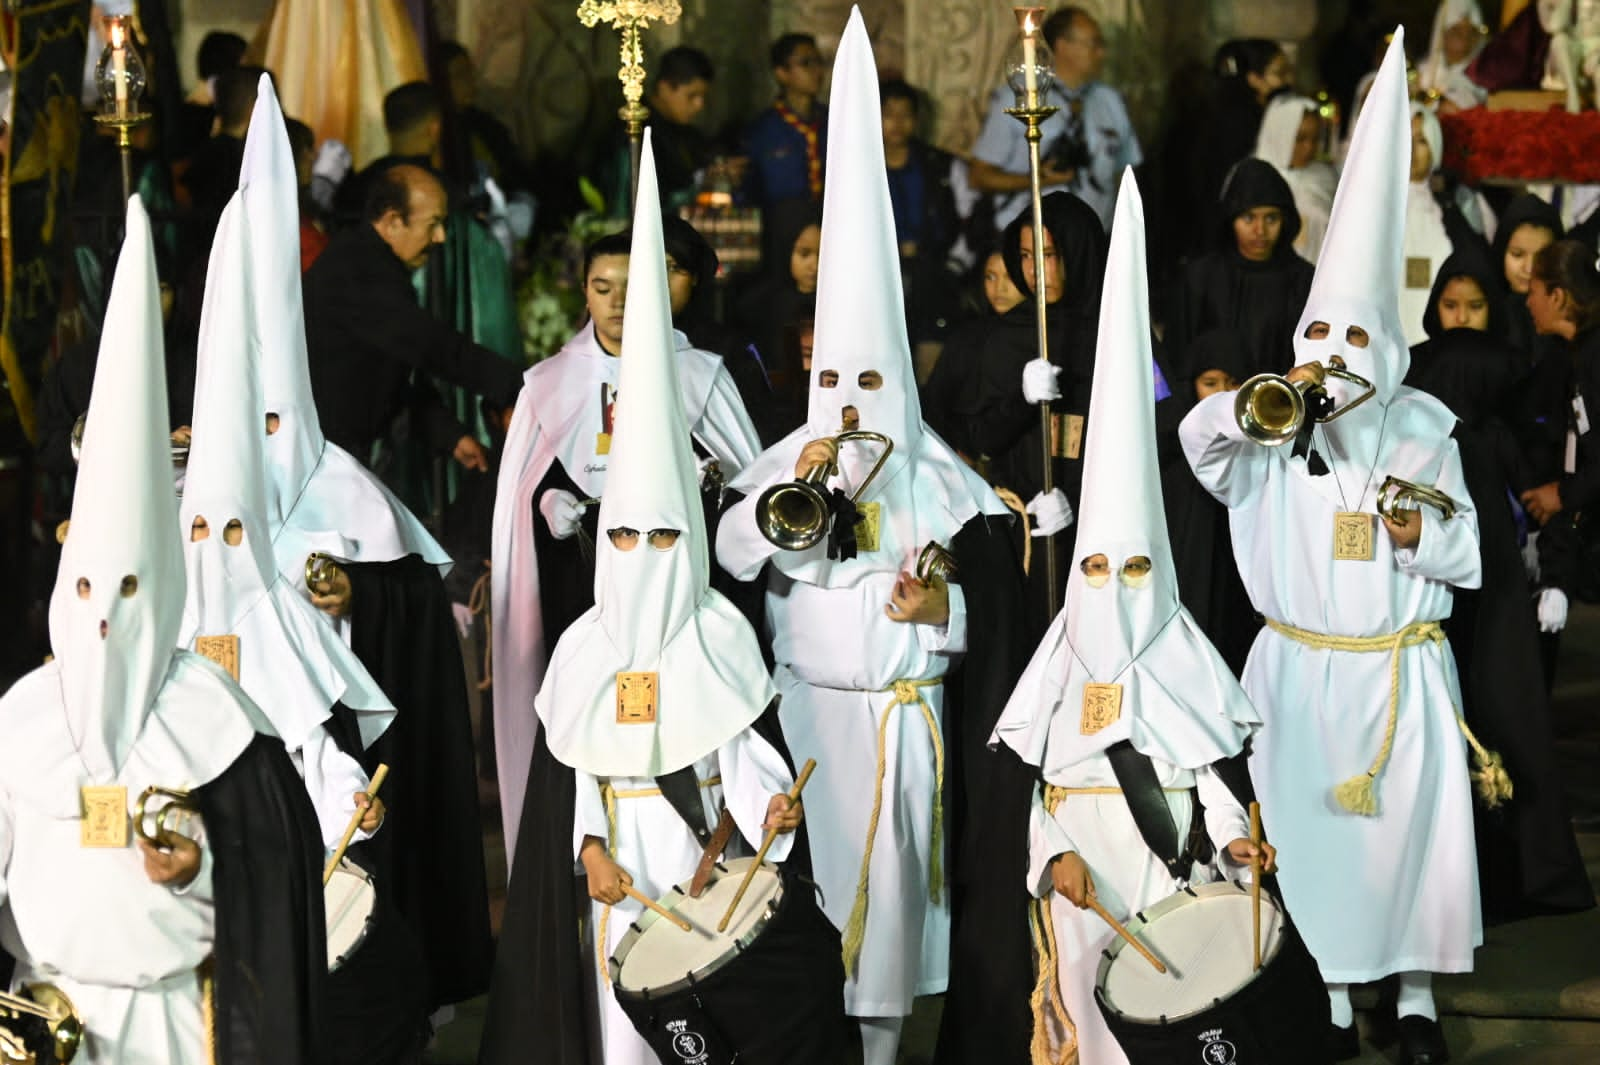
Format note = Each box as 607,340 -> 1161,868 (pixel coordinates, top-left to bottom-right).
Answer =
297,726 -> 373,852
1196,765 -> 1252,880
1026,784 -> 1076,898
573,771 -> 608,867
1179,390 -> 1273,509
172,842 -> 214,902
1392,439 -> 1482,590
916,581 -> 967,655
716,489 -> 783,582
0,791 -> 13,908
717,727 -> 796,863
693,368 -> 761,477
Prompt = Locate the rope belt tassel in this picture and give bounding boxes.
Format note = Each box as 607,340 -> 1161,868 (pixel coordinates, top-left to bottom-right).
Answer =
1264,618 -> 1512,815
840,678 -> 946,979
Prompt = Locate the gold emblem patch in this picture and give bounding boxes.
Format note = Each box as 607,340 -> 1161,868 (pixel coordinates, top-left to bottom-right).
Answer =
616,671 -> 659,724
81,785 -> 129,848
1080,683 -> 1124,735
195,634 -> 241,681
1333,511 -> 1375,561
853,501 -> 882,553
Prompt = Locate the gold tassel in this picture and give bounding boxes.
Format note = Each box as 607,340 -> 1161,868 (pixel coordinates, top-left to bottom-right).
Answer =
1334,773 -> 1379,816
1458,718 -> 1514,808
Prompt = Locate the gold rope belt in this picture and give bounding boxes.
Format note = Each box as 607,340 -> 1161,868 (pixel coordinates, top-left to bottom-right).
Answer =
595,774 -> 723,984
1263,618 -> 1511,815
200,957 -> 216,1065
840,677 -> 946,980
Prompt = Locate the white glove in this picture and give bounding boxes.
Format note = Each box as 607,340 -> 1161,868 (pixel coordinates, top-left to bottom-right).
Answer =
539,488 -> 586,541
312,139 -> 353,185
1537,587 -> 1569,633
1026,488 -> 1074,537
1022,360 -> 1063,404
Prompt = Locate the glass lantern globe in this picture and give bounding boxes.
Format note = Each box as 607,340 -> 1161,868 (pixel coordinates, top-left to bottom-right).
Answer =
1007,55 -> 1057,110
94,16 -> 148,118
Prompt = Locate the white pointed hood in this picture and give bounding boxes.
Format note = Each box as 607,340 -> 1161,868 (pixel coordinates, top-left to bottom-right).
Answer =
726,6 -> 1005,588
991,172 -> 1257,775
238,74 -> 450,582
178,196 -> 395,752
537,133 -> 774,777
48,198 -> 191,777
1293,30 -> 1411,403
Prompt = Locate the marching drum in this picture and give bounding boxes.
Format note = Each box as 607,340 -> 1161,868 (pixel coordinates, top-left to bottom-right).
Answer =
324,859 -> 377,971
1095,881 -> 1331,1065
609,857 -> 849,1065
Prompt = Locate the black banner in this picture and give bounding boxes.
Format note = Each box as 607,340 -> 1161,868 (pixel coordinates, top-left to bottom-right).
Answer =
2,0 -> 91,443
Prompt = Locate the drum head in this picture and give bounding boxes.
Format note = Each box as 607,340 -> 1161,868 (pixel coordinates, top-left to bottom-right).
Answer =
613,858 -> 783,995
325,860 -> 377,970
1097,882 -> 1286,1024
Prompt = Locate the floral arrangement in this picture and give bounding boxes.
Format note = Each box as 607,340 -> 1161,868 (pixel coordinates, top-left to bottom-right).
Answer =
517,178 -> 626,361
1441,106 -> 1600,184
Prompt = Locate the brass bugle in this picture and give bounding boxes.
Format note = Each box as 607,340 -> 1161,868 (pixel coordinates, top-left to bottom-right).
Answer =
304,552 -> 343,594
1377,475 -> 1458,527
757,432 -> 894,551
133,786 -> 197,849
1234,366 -> 1376,446
916,541 -> 958,584
0,984 -> 83,1064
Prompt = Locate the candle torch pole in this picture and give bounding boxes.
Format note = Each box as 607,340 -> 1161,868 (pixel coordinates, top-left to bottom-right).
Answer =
1006,7 -> 1061,620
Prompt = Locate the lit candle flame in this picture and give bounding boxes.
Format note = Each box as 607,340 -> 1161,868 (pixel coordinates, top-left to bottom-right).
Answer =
109,19 -> 125,48
1023,13 -> 1036,35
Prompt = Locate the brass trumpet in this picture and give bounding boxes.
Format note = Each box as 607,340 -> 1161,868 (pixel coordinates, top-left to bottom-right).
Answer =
304,552 -> 343,594
1234,366 -> 1377,446
134,786 -> 198,849
0,984 -> 83,1064
756,432 -> 894,551
1376,476 -> 1459,527
916,542 -> 958,585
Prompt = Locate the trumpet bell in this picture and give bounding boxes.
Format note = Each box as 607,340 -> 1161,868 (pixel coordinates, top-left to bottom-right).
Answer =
756,480 -> 833,552
1234,374 -> 1307,446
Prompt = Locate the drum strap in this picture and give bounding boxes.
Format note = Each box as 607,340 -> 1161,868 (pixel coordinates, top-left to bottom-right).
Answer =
655,766 -> 714,846
1104,741 -> 1210,881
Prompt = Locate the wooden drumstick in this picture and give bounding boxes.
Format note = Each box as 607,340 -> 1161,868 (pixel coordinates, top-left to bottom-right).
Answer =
718,758 -> 816,933
1086,895 -> 1167,974
323,764 -> 389,886
621,883 -> 694,932
1250,801 -> 1263,971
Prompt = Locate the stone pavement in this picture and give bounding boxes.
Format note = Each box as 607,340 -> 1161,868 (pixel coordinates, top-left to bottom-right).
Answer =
431,606 -> 1600,1064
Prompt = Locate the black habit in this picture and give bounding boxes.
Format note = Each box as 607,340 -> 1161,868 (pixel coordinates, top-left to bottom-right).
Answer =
301,224 -> 524,462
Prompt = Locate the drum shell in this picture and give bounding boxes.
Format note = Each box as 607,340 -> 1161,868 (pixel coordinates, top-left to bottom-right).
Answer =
1096,908 -> 1332,1065
612,869 -> 850,1065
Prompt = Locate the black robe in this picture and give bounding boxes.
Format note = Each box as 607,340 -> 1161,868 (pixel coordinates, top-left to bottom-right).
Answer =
343,555 -> 496,1010
477,698 -> 839,1065
971,192 -> 1107,636
1405,324 -> 1594,923
932,514 -> 1036,1065
190,732 -> 330,1065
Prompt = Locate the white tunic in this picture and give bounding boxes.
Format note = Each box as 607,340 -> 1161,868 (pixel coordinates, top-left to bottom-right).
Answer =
572,731 -> 794,1065
491,325 -> 762,866
1025,754 -> 1249,1065
0,656 -> 264,1065
1179,388 -> 1484,981
717,500 -> 967,1018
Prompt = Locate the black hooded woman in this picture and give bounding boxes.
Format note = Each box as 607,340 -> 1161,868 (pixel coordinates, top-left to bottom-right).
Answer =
736,201 -> 823,443
1405,247 -> 1595,925
970,190 -> 1107,633
1492,193 -> 1564,368
1167,157 -> 1314,396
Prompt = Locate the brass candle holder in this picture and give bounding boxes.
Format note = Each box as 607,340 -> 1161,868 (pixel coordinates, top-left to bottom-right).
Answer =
92,15 -> 151,206
1005,6 -> 1062,619
577,0 -> 683,208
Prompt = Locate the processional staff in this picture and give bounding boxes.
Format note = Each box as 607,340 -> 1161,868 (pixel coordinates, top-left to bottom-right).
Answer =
577,0 -> 683,210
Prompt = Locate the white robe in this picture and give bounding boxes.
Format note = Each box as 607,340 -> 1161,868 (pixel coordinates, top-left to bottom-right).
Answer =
0,655 -> 265,1065
491,325 -> 762,866
572,731 -> 794,1065
1025,754 -> 1249,1065
717,496 -> 967,1018
1179,388 -> 1484,982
